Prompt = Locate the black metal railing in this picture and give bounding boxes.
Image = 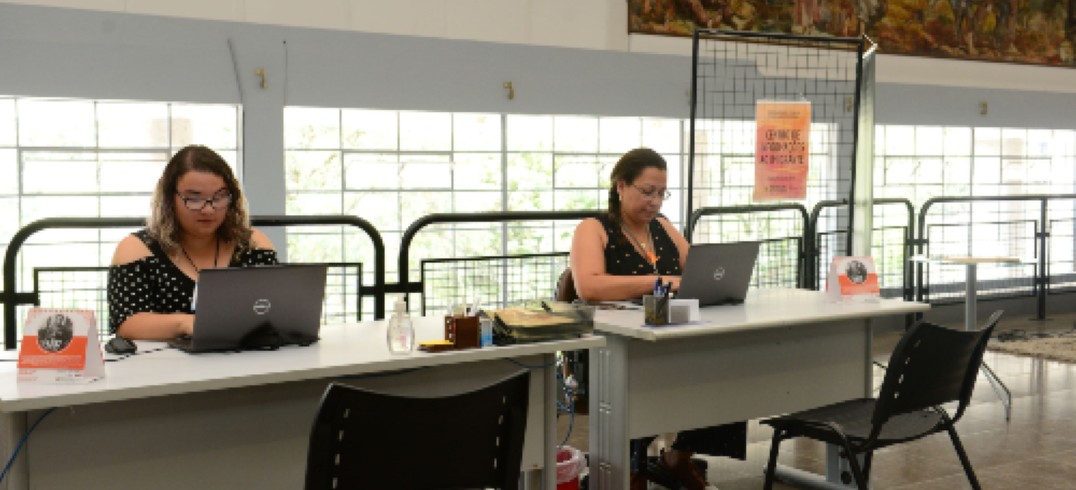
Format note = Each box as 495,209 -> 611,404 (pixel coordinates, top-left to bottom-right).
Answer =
396,211 -> 601,315
688,204 -> 809,289
2,215 -> 384,348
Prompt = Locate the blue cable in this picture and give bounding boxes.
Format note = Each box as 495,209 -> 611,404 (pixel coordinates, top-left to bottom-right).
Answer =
0,407 -> 56,484
503,357 -> 577,448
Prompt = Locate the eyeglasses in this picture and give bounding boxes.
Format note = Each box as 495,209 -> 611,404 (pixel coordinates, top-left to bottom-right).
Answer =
176,192 -> 233,211
630,184 -> 671,201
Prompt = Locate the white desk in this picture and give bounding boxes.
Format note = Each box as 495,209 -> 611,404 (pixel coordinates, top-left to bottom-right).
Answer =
0,319 -> 604,490
587,288 -> 928,490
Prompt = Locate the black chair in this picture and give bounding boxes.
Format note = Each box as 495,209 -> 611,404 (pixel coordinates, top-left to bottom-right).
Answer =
304,370 -> 531,490
761,310 -> 1003,490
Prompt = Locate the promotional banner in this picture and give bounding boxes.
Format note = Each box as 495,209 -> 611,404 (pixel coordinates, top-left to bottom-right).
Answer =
18,309 -> 105,382
755,100 -> 811,201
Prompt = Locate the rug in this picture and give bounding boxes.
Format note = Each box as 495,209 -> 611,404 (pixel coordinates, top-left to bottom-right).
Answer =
988,328 -> 1076,363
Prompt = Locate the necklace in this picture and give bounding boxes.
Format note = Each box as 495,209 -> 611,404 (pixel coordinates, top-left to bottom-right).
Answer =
180,237 -> 220,273
620,222 -> 658,274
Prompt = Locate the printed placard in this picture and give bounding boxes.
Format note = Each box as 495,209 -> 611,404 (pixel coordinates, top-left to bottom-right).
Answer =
18,309 -> 105,383
827,256 -> 880,301
755,100 -> 811,201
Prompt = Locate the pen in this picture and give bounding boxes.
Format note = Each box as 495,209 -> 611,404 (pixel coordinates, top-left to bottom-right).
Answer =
654,277 -> 663,296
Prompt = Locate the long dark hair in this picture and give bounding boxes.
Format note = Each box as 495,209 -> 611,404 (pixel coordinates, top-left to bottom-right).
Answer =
147,145 -> 252,255
607,148 -> 668,228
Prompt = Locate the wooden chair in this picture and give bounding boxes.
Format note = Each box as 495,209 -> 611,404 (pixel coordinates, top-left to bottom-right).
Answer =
761,311 -> 1003,490
304,370 -> 530,490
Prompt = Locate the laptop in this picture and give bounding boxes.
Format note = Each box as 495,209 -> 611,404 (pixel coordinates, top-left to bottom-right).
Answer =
675,241 -> 761,306
169,264 -> 328,352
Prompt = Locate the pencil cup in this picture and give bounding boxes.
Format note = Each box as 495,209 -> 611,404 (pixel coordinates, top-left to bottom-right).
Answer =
643,294 -> 669,325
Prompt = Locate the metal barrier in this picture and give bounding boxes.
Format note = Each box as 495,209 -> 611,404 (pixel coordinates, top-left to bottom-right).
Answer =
810,198 -> 915,299
396,211 -> 600,315
2,215 -> 384,349
688,204 -> 809,289
915,195 -> 1076,320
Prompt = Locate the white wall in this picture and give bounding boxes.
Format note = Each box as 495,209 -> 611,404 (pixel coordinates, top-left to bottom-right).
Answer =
2,0 -> 1074,96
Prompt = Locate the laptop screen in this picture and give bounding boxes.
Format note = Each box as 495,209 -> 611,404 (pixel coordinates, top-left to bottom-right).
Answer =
172,265 -> 327,352
675,242 -> 760,307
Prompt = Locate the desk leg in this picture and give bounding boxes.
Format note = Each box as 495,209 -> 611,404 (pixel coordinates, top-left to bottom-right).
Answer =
771,319 -> 873,489
588,337 -> 630,490
523,353 -> 557,490
1,411 -> 29,490
543,352 -> 557,490
964,263 -> 1013,420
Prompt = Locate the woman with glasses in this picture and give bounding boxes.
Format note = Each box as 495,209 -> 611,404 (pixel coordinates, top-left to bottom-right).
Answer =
569,148 -> 744,490
106,145 -> 278,340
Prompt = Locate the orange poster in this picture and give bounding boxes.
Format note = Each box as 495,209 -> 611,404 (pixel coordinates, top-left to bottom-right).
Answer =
755,101 -> 810,201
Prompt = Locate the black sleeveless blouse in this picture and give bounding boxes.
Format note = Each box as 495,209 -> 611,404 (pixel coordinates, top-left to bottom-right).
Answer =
596,214 -> 682,276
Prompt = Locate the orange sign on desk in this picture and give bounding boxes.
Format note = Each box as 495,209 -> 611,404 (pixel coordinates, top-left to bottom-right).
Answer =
18,308 -> 105,383
827,256 -> 880,301
755,100 -> 811,201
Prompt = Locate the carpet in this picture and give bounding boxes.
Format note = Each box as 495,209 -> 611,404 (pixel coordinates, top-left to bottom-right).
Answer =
989,328 -> 1076,363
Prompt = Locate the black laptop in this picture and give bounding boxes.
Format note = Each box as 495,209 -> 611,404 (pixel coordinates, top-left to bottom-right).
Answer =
675,242 -> 761,306
170,265 -> 328,352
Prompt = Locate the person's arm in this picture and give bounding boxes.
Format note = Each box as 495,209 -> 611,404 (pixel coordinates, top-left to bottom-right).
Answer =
570,218 -> 678,302
108,235 -> 195,340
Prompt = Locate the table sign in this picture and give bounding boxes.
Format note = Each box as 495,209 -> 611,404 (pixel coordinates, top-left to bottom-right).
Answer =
17,308 -> 105,383
827,256 -> 880,302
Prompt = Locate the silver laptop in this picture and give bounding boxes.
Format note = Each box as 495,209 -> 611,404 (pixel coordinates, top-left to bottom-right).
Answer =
170,265 -> 328,352
675,242 -> 760,306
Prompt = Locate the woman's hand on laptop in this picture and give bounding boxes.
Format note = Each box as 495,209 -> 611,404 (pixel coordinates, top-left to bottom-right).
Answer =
177,314 -> 195,338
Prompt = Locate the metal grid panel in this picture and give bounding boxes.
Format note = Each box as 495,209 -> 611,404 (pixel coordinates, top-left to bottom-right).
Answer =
690,31 -> 862,211
691,208 -> 804,289
420,252 -> 568,316
813,201 -> 913,298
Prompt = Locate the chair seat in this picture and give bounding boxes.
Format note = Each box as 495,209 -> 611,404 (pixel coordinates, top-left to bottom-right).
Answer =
764,398 -> 945,448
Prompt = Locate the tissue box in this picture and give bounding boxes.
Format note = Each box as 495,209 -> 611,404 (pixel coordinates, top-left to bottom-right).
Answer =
668,299 -> 700,323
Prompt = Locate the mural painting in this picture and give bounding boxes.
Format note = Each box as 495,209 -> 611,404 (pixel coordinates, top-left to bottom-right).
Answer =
628,0 -> 1076,66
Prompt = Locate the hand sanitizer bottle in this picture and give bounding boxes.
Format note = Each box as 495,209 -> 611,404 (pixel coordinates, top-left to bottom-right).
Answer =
387,298 -> 414,354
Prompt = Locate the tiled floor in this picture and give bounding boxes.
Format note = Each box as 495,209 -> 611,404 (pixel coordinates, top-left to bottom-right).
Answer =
558,310 -> 1076,489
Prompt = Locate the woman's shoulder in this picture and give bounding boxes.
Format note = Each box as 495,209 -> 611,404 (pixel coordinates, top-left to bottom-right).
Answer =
111,231 -> 154,266
249,227 -> 276,251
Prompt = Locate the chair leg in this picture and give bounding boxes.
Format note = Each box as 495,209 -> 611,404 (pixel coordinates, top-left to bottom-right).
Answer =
946,426 -> 982,490
862,450 -> 874,482
763,430 -> 784,490
840,443 -> 869,490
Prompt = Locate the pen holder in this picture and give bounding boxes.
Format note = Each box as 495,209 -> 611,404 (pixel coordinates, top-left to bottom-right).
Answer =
444,315 -> 480,349
643,294 -> 669,325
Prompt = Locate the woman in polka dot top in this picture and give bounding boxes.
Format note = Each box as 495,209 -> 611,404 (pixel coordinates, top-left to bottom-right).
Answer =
107,145 -> 278,340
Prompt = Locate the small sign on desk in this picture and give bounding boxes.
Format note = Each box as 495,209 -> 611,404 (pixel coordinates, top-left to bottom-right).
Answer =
17,308 -> 105,383
827,256 -> 880,302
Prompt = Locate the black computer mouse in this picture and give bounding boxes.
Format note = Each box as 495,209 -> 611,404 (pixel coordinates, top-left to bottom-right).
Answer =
105,336 -> 137,355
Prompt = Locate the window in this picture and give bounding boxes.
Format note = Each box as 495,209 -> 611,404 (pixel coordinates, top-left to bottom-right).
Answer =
0,96 -> 240,338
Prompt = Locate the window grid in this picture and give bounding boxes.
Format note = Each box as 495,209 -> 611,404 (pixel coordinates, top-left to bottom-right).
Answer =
0,95 -> 240,341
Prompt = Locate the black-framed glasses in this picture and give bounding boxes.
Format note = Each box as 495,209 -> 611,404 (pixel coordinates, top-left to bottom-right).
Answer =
630,184 -> 671,201
176,192 -> 233,211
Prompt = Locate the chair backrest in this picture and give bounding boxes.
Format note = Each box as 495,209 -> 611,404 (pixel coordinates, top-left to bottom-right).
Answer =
872,310 -> 1003,427
555,267 -> 578,303
305,370 -> 531,490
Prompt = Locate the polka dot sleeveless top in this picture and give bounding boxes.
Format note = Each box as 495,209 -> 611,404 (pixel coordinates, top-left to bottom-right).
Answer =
596,214 -> 682,276
107,229 -> 279,334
